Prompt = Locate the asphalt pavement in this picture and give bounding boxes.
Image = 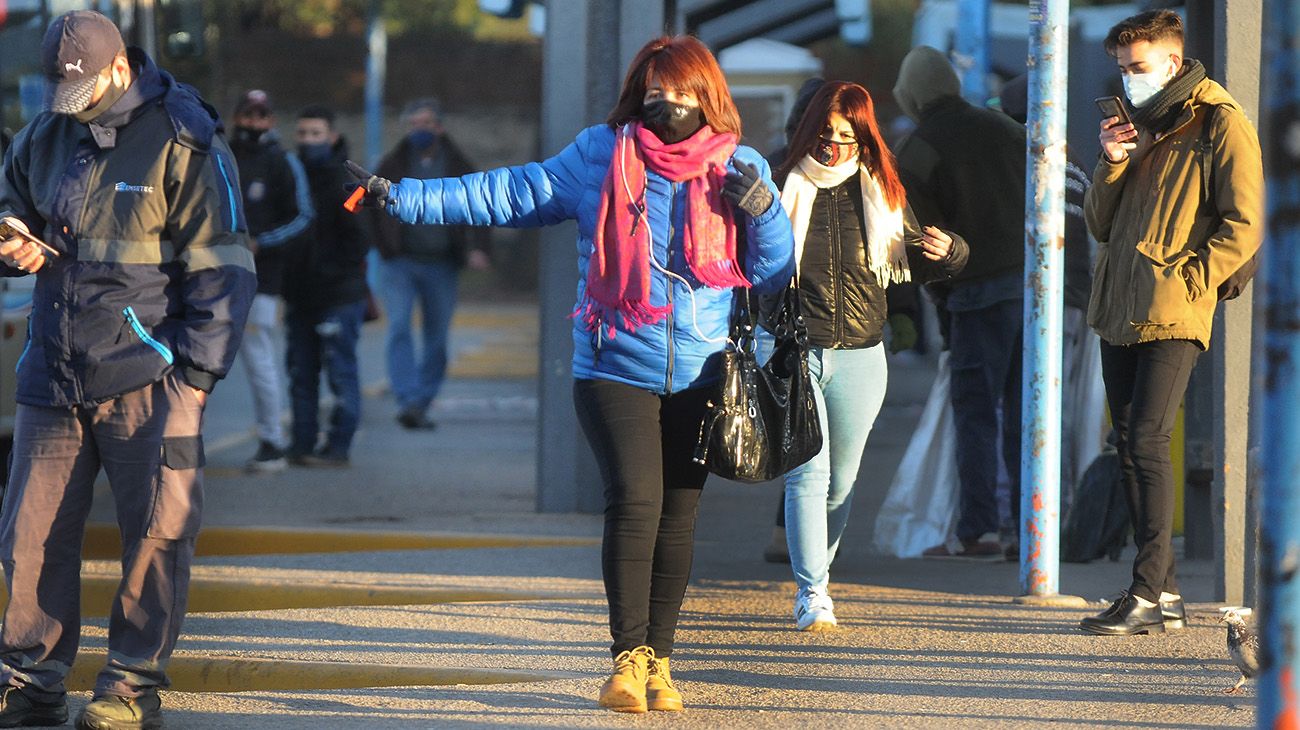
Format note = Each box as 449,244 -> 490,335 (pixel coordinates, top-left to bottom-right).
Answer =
65,302 -> 1253,729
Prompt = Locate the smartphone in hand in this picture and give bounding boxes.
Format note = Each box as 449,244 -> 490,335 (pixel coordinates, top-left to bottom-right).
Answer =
1094,95 -> 1133,128
0,219 -> 59,258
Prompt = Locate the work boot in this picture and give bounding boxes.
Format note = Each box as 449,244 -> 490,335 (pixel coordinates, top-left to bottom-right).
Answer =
0,687 -> 67,727
75,692 -> 162,730
598,646 -> 653,713
645,656 -> 684,712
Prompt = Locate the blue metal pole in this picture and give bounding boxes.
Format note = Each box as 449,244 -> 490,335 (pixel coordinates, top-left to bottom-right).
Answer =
364,0 -> 387,168
1258,0 -> 1300,723
1017,0 -> 1069,601
955,0 -> 990,103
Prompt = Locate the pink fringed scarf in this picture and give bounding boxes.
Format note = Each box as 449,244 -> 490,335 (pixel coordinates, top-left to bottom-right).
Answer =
575,122 -> 751,337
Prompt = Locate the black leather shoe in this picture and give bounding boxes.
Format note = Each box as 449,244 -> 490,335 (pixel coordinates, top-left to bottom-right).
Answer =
1161,595 -> 1187,630
1080,592 -> 1166,636
0,686 -> 67,727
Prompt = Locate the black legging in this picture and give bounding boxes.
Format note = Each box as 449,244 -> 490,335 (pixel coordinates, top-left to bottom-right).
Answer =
573,378 -> 711,658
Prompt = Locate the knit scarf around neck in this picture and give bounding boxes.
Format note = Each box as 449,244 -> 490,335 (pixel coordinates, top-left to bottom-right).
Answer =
1132,58 -> 1207,134
781,155 -> 910,287
575,122 -> 748,337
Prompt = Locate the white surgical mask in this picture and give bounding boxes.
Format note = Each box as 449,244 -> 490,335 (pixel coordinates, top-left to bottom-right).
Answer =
1122,65 -> 1174,108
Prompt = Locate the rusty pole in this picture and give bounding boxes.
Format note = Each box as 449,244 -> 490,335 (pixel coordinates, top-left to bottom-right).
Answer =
1015,0 -> 1082,606
1259,0 -> 1300,723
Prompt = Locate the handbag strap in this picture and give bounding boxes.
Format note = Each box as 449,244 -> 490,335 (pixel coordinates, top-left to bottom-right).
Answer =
729,286 -> 758,352
770,277 -> 810,347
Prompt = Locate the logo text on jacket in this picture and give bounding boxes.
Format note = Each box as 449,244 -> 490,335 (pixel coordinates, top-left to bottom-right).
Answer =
114,182 -> 155,194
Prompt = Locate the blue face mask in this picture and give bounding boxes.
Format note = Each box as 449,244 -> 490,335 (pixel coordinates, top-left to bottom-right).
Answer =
408,130 -> 437,150
298,142 -> 332,165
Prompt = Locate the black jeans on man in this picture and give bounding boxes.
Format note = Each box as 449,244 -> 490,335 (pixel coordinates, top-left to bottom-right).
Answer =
1100,339 -> 1200,603
573,378 -> 711,658
949,297 -> 1024,542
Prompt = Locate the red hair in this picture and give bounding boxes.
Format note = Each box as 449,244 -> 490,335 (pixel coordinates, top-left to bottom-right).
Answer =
777,81 -> 906,211
606,36 -> 742,137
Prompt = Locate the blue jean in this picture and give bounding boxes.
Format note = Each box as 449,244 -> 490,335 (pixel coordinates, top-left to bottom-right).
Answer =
783,344 -> 888,593
285,301 -> 366,458
375,257 -> 459,413
948,297 -> 1023,542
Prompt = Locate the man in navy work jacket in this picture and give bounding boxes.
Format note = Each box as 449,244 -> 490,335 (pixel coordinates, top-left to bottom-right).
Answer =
0,11 -> 254,729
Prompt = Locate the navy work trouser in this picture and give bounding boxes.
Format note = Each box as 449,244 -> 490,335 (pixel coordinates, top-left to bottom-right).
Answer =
0,372 -> 204,700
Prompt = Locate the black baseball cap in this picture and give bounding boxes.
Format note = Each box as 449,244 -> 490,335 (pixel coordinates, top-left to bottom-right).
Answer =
41,11 -> 125,115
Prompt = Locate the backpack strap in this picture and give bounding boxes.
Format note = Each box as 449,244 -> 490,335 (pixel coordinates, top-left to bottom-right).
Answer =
1199,103 -> 1221,207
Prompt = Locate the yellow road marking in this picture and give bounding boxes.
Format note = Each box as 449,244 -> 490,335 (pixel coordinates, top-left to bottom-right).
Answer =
80,523 -> 597,559
1,575 -> 552,617
65,650 -> 575,692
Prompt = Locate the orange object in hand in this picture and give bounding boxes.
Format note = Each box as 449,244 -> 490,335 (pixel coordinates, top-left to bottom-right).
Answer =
343,186 -> 367,213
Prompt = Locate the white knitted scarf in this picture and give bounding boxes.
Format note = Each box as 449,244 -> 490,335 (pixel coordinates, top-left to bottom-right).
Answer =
781,155 -> 911,286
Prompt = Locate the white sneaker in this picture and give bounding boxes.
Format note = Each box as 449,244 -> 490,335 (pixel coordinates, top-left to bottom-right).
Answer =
793,587 -> 837,632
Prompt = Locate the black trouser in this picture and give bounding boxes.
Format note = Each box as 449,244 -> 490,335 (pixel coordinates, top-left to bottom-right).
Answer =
573,378 -> 711,658
1100,339 -> 1200,603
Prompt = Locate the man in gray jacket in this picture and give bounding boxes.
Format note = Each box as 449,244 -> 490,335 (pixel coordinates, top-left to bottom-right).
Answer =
0,11 -> 254,728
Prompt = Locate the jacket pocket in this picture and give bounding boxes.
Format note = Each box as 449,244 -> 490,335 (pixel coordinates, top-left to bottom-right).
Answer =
122,306 -> 175,365
147,434 -> 205,540
1131,239 -> 1201,325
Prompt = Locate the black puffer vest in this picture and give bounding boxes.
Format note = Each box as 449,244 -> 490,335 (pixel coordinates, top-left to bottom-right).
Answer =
797,176 -> 889,349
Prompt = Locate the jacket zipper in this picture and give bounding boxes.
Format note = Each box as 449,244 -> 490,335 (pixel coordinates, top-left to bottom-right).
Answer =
829,189 -> 844,347
664,182 -> 677,393
15,319 -> 30,374
214,153 -> 239,230
123,306 -> 175,365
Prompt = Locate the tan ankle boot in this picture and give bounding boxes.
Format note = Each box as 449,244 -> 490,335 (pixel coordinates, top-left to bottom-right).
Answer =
646,655 -> 684,711
598,646 -> 653,713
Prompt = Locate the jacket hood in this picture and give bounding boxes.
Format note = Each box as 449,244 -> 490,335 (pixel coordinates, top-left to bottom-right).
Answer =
894,46 -> 962,122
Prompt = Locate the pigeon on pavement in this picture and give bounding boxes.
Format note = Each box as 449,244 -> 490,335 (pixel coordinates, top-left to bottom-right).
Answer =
1221,607 -> 1260,694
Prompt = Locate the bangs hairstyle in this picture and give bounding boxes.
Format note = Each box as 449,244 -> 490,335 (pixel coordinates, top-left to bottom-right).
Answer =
778,81 -> 906,211
607,35 -> 742,137
1104,9 -> 1183,56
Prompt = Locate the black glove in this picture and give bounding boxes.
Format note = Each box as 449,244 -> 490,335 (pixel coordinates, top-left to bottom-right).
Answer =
722,159 -> 774,217
344,160 -> 392,207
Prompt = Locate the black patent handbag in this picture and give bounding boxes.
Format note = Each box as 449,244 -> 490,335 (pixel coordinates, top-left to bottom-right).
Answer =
692,282 -> 823,483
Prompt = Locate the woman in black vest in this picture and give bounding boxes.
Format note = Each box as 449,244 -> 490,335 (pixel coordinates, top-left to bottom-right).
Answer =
772,81 -> 967,631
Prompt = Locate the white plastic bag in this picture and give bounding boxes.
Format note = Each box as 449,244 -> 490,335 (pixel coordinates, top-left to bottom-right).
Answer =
872,352 -> 960,558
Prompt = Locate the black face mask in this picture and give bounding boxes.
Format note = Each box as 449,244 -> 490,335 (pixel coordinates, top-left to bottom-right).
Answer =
232,126 -> 264,148
298,142 -> 332,165
642,100 -> 703,145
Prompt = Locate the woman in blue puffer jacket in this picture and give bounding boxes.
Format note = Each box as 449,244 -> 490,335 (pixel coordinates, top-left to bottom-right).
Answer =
347,35 -> 794,714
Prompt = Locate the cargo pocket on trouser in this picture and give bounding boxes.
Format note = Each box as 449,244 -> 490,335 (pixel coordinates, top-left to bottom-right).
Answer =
147,435 -> 204,540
